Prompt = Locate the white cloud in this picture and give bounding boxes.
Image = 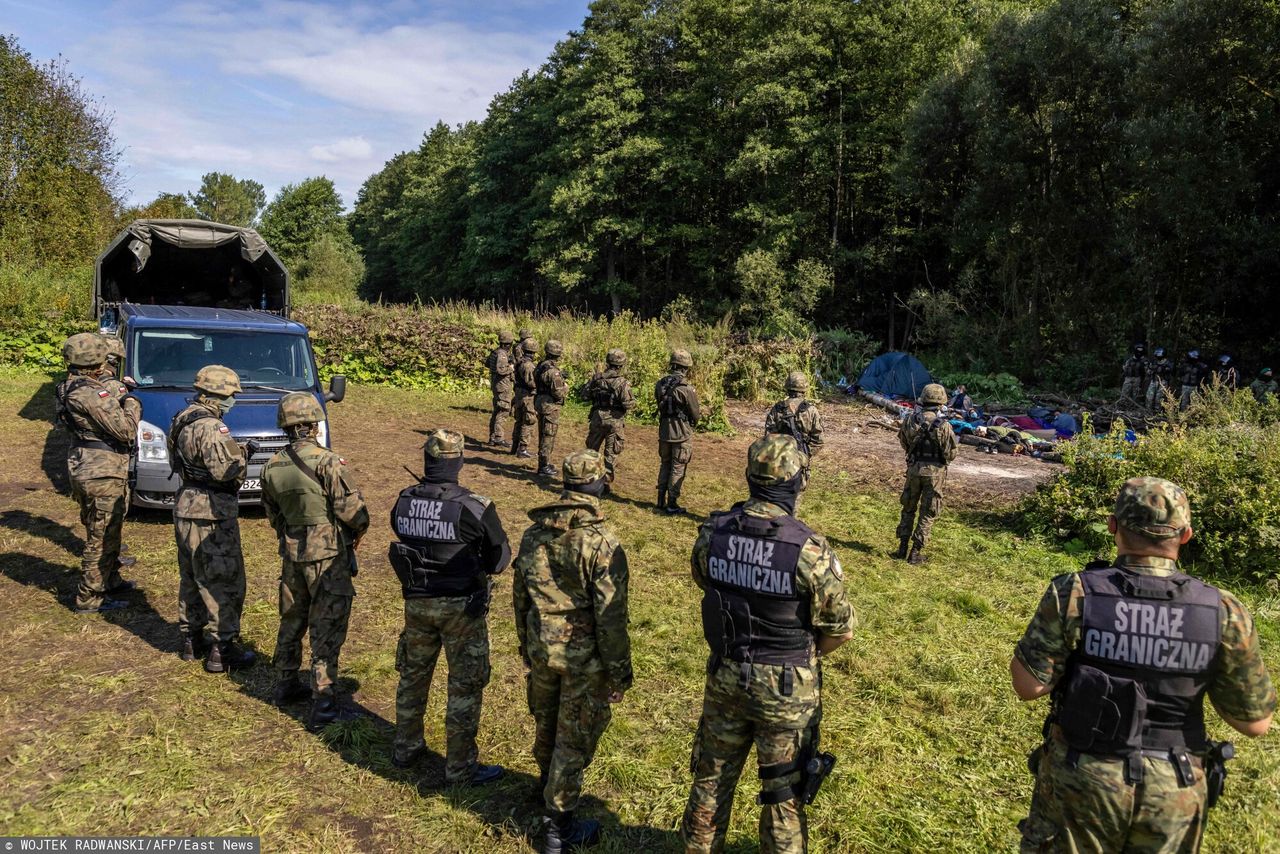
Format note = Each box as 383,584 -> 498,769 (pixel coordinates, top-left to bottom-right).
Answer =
309,136 -> 374,163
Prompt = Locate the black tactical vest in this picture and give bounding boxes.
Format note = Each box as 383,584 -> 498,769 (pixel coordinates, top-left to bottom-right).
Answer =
388,482 -> 484,598
659,374 -> 688,420
1055,563 -> 1221,755
590,373 -> 623,411
169,407 -> 237,494
701,506 -> 815,666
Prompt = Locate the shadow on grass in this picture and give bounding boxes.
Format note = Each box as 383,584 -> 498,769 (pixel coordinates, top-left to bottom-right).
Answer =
17,381 -> 70,494
0,547 -> 182,656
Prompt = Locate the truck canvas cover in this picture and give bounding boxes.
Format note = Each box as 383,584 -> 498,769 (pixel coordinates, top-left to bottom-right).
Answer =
95,219 -> 289,318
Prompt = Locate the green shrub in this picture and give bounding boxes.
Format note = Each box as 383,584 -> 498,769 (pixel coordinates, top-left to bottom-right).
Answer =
931,369 -> 1029,405
0,263 -> 91,324
813,328 -> 876,386
1021,392 -> 1280,584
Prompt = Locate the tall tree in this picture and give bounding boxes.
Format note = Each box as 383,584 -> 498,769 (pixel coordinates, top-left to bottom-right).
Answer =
257,176 -> 345,271
189,172 -> 266,227
119,191 -> 199,223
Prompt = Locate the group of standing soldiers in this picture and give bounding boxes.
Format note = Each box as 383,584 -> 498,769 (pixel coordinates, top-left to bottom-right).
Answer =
485,330 -> 704,515
51,330 -> 1276,853
1121,343 -> 1277,410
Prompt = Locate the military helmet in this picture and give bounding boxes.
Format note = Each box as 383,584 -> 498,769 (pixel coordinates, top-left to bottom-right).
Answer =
193,365 -> 242,397
62,332 -> 109,368
670,348 -> 693,369
1262,368 -> 1274,379
498,330 -> 515,345
518,328 -> 534,343
785,371 -> 809,393
563,448 -> 606,485
1218,353 -> 1232,365
746,434 -> 807,486
1113,477 -> 1191,540
423,428 -> 464,459
545,339 -> 564,358
1153,347 -> 1165,358
1188,349 -> 1200,360
919,383 -> 947,406
101,335 -> 125,361
521,336 -> 538,355
606,348 -> 626,367
277,391 -> 323,428
1132,342 -> 1146,354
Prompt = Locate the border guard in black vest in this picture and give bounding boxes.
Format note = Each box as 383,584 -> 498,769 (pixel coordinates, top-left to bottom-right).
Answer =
389,428 -> 511,786
1013,477 -> 1275,853
681,434 -> 855,854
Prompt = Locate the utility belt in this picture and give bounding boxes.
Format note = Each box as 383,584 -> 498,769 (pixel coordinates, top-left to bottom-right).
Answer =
909,454 -> 943,465
1041,724 -> 1233,805
515,384 -> 536,397
179,478 -> 240,496
74,437 -> 130,455
708,655 -> 812,696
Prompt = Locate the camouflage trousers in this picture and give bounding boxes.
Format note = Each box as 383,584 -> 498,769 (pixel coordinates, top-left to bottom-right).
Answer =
1179,385 -> 1196,411
1120,377 -> 1144,405
536,399 -> 561,467
490,381 -> 513,445
174,516 -> 245,641
70,474 -> 128,609
681,660 -> 820,854
896,469 -> 946,548
659,440 -> 693,501
527,660 -> 612,813
1020,739 -> 1208,854
394,596 -> 491,784
511,394 -> 536,455
273,553 -> 355,697
586,412 -> 625,483
1146,381 -> 1169,411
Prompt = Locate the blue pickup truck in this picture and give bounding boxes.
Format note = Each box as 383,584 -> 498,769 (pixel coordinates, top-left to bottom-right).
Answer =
95,220 -> 344,509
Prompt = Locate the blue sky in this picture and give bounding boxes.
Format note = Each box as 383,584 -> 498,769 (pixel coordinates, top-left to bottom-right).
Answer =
5,0 -> 590,207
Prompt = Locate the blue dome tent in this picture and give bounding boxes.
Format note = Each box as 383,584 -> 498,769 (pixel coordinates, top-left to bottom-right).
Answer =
856,351 -> 933,399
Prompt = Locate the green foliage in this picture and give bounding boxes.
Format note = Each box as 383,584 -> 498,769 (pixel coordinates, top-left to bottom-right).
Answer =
118,192 -> 199,223
932,370 -> 1029,405
188,172 -> 266,226
722,338 -> 815,403
293,230 -> 364,302
1022,390 -> 1280,583
0,34 -> 122,268
813,328 -> 877,385
257,177 -> 346,272
0,263 -> 91,324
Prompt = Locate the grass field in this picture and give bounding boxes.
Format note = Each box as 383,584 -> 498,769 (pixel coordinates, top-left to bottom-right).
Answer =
0,370 -> 1276,852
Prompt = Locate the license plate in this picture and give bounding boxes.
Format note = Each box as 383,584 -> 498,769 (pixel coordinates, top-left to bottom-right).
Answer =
239,478 -> 261,492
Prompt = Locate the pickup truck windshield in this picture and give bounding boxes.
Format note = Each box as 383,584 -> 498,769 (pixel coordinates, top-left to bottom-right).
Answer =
131,328 -> 315,390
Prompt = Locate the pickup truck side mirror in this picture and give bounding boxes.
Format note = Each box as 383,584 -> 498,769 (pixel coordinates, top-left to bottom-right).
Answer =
324,374 -> 346,403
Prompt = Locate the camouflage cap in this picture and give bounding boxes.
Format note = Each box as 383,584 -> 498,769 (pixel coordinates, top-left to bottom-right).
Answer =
101,335 -> 125,360
785,370 -> 809,393
1113,477 -> 1191,540
671,348 -> 693,369
746,434 -> 807,485
498,330 -> 515,345
606,348 -> 626,367
563,448 -> 606,485
920,383 -> 947,405
545,339 -> 564,358
62,332 -> 109,368
277,392 -> 323,427
194,365 -> 242,397
423,427 -> 464,459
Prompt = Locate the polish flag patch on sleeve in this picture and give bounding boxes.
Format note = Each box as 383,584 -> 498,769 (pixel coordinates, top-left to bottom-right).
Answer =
97,390 -> 110,398
218,426 -> 230,434
339,457 -> 347,465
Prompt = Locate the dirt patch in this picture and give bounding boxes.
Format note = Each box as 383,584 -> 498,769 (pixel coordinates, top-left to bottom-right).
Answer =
724,397 -> 1060,510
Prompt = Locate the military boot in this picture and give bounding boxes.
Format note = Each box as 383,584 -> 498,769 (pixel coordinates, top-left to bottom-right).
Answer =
665,494 -> 687,516
656,489 -> 667,513
180,633 -> 207,662
543,811 -> 602,854
204,640 -> 257,673
891,539 -> 910,560
272,673 -> 310,706
308,694 -> 364,731
907,546 -> 925,566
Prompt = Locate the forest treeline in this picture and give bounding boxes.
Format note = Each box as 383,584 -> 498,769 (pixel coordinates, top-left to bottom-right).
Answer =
5,0 -> 1280,387
350,0 -> 1280,385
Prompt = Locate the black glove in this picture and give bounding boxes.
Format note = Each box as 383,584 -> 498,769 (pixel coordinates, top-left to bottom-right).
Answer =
244,439 -> 261,458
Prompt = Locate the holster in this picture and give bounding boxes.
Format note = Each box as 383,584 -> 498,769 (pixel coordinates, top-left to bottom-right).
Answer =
464,579 -> 491,618
1205,740 -> 1235,809
757,722 -> 837,807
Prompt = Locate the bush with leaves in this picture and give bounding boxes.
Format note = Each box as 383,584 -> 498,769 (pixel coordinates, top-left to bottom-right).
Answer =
1022,388 -> 1280,584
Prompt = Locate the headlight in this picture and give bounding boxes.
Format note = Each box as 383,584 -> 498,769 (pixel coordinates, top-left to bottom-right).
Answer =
317,419 -> 329,448
137,420 -> 168,462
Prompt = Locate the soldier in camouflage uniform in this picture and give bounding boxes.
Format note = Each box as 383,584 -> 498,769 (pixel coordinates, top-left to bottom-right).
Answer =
389,429 -> 511,785
262,392 -> 371,729
486,331 -> 516,446
55,333 -> 143,613
1120,344 -> 1147,405
656,349 -> 702,515
169,365 -> 255,670
681,434 -> 855,854
511,337 -> 539,460
585,348 -> 636,491
1250,368 -> 1277,404
513,449 -> 632,853
764,371 -> 824,491
894,383 -> 958,565
1013,477 -> 1275,854
535,340 -> 568,477
98,334 -> 137,565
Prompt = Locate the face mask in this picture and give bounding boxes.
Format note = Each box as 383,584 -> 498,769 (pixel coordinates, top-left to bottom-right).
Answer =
219,397 -> 236,414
